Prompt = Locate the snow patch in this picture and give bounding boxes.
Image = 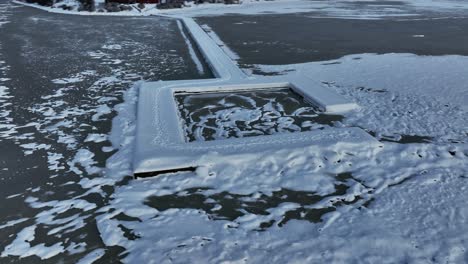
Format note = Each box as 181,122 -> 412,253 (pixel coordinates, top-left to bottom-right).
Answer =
52,77 -> 83,84
92,104 -> 112,121
1,225 -> 64,260
76,249 -> 106,264
0,218 -> 28,230
68,149 -> 101,175
47,152 -> 65,171
85,133 -> 107,143
20,143 -> 51,155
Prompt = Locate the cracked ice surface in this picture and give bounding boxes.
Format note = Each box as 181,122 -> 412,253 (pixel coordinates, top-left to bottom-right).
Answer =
175,88 -> 342,142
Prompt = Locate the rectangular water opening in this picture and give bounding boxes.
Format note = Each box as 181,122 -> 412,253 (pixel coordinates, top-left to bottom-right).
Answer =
175,87 -> 344,142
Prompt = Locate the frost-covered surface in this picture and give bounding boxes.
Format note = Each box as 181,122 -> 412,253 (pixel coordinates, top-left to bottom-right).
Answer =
98,142 -> 468,263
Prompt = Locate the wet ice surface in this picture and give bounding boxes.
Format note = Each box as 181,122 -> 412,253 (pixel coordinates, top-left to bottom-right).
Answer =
0,2 -> 210,262
175,88 -> 342,142
197,14 -> 468,66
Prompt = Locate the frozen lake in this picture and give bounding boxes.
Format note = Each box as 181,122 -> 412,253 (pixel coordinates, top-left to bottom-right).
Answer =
1,0 -> 467,263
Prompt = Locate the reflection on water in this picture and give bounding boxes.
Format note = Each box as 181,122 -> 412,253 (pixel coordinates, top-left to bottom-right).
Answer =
175,88 -> 343,142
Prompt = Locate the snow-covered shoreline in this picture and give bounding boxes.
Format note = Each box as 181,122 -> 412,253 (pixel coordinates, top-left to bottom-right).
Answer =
12,0 -> 318,17
11,0 -> 468,20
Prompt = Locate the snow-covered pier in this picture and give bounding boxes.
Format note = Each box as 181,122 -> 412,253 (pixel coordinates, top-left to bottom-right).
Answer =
133,16 -> 375,176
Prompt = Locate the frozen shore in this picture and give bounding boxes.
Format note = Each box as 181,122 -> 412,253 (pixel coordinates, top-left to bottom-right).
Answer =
13,0 -> 468,18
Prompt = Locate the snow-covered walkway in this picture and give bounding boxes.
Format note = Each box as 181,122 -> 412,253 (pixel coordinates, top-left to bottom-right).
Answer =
134,15 -> 367,174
